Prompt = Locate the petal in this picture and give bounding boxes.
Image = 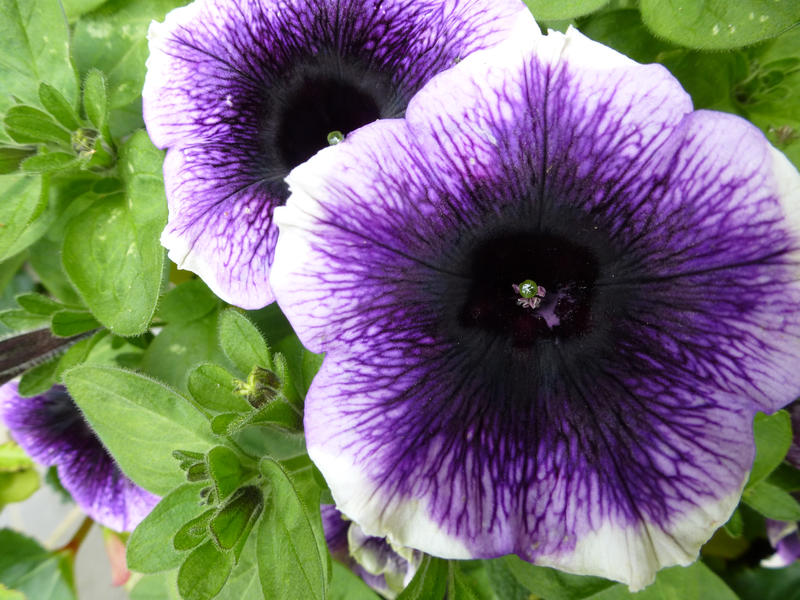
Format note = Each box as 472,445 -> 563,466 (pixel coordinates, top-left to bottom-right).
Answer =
144,0 -> 533,307
0,383 -> 158,531
160,143 -> 280,308
272,26 -> 800,589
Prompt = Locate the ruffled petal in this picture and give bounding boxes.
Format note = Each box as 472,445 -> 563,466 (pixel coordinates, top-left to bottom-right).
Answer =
272,26 -> 800,589
144,0 -> 533,307
0,383 -> 158,531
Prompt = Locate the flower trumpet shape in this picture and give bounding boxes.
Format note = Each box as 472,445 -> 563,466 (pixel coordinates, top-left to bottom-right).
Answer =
0,383 -> 158,531
270,24 -> 800,590
143,0 -> 532,308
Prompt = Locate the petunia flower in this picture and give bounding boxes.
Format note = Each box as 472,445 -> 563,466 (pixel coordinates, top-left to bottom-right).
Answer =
322,505 -> 420,599
762,519 -> 800,568
0,383 -> 158,531
270,23 -> 800,590
142,0 -> 532,308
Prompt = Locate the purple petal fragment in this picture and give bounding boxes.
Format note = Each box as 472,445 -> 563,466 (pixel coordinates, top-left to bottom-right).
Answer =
0,382 -> 158,531
143,0 -> 532,308
272,26 -> 800,589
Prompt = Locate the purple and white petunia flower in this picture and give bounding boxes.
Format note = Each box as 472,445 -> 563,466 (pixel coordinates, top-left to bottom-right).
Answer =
762,518 -> 800,568
322,505 -> 420,598
0,383 -> 158,532
142,0 -> 532,308
270,23 -> 800,590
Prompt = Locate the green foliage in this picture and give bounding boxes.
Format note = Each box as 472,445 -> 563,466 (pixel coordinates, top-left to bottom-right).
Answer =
256,458 -> 330,600
640,0 -> 800,50
128,482 -> 210,573
747,410 -> 793,488
64,365 -> 216,494
71,0 -> 189,138
397,555 -> 448,600
0,0 -> 77,138
218,309 -> 273,376
0,529 -> 76,600
504,555 -> 615,599
525,0 -> 608,20
0,174 -> 45,261
742,480 -> 800,521
62,131 -> 166,335
587,561 -> 739,599
0,442 -> 40,508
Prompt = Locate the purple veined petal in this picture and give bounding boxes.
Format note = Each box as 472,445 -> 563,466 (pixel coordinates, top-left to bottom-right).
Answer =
0,383 -> 159,531
143,0 -> 534,308
271,26 -> 800,590
321,505 -> 420,599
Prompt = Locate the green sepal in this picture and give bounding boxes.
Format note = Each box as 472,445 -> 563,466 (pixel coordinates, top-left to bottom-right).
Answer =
50,309 -> 100,337
14,292 -> 62,316
38,82 -> 80,131
177,540 -> 234,600
4,105 -> 71,145
127,481 -> 209,573
209,486 -> 263,551
188,363 -> 252,415
218,309 -> 272,376
0,147 -> 36,174
83,69 -> 109,135
17,356 -> 60,397
207,446 -> 248,502
173,508 -> 215,551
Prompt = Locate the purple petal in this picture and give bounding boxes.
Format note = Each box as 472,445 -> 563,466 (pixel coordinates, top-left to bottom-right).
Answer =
271,26 -> 800,589
0,382 -> 159,531
143,0 -> 532,308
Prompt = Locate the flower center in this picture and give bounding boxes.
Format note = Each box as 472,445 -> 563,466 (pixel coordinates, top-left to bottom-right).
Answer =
275,75 -> 382,167
459,232 -> 599,348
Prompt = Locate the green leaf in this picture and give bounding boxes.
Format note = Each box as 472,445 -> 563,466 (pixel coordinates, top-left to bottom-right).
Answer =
0,147 -> 36,174
257,457 -> 329,600
157,279 -> 219,325
209,486 -> 263,551
0,584 -> 26,600
178,540 -> 234,600
586,561 -> 738,599
767,462 -> 800,492
725,561 -> 800,600
14,293 -> 62,316
83,69 -> 109,132
215,534 -> 262,600
71,0 -> 188,138
38,83 -> 80,131
0,174 -> 43,261
129,570 -> 181,600
723,507 -> 744,538
61,0 -> 110,21
505,555 -> 614,600
20,152 -> 77,174
524,0 -> 608,20
0,0 -> 77,141
0,529 -> 76,600
0,309 -> 50,332
187,363 -> 252,415
128,482 -> 209,573
62,131 -> 166,335
207,446 -> 248,502
747,410 -> 792,488
50,309 -> 100,337
64,365 -> 216,494
27,237 -> 82,305
0,442 -> 33,472
640,0 -> 800,50
397,555 -> 448,600
142,312 -> 229,394
484,558 -> 530,600
4,105 -> 71,145
742,480 -> 800,521
17,356 -> 60,397
329,561 -> 381,600
219,309 -> 272,375
0,468 -> 39,504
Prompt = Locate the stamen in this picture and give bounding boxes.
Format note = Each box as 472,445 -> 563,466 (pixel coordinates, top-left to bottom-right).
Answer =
513,279 -> 546,310
327,130 -> 345,145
